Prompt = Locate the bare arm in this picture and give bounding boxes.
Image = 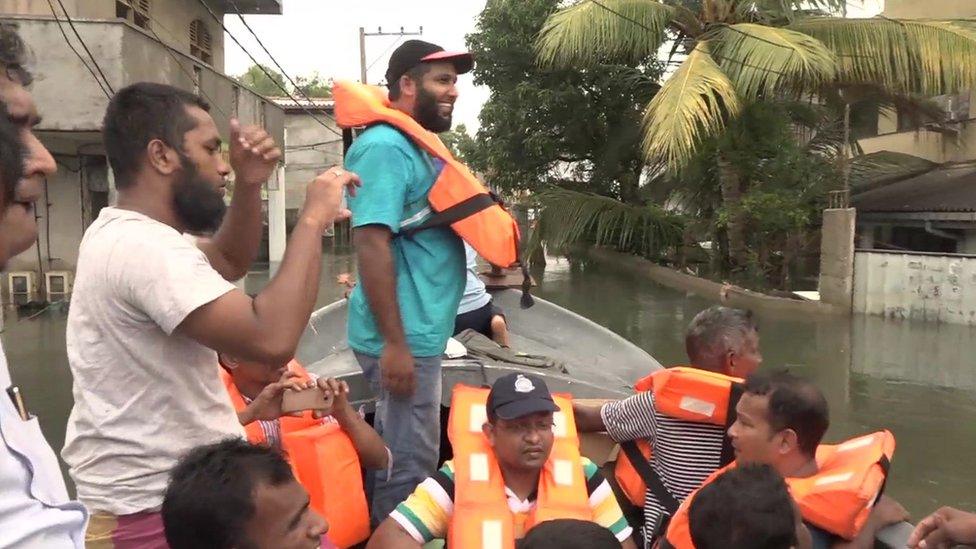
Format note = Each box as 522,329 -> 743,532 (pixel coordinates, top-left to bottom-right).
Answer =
354,226 -> 415,396
366,518 -> 423,549
178,170 -> 358,364
833,496 -> 909,549
573,402 -> 608,433
320,378 -> 389,470
621,537 -> 638,549
198,120 -> 281,281
355,226 -> 406,346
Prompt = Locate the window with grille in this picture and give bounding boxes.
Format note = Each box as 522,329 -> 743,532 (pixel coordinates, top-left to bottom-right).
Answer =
116,0 -> 151,30
190,19 -> 213,65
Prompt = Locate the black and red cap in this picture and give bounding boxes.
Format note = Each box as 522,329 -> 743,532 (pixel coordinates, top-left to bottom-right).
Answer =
385,39 -> 474,86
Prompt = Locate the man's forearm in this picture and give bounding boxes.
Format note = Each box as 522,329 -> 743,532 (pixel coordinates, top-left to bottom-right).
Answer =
573,402 -> 608,432
355,229 -> 407,347
249,214 -> 326,359
210,183 -> 264,279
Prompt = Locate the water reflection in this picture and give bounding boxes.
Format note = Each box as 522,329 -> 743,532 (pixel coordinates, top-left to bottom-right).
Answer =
533,255 -> 976,513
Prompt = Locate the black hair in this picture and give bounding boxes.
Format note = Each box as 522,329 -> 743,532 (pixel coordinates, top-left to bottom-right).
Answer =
102,82 -> 210,189
689,464 -> 798,549
162,438 -> 295,549
744,369 -> 829,456
388,63 -> 433,101
0,102 -> 23,207
518,519 -> 622,549
685,306 -> 757,372
0,22 -> 32,86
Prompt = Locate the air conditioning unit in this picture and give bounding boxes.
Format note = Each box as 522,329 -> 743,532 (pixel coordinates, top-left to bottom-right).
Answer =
7,271 -> 37,306
45,271 -> 73,303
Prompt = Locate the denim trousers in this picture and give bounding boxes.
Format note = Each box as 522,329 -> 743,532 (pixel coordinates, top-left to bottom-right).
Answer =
354,351 -> 442,524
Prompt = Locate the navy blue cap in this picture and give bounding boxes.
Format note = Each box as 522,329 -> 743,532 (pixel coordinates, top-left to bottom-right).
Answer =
487,373 -> 559,420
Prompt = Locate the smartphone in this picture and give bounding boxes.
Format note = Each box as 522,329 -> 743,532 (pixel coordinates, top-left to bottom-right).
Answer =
281,387 -> 329,413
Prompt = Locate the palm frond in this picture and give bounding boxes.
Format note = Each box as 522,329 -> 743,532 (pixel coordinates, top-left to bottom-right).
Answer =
789,17 -> 976,95
641,42 -> 741,169
849,151 -> 940,192
530,187 -> 685,257
536,0 -> 676,68
712,23 -> 837,98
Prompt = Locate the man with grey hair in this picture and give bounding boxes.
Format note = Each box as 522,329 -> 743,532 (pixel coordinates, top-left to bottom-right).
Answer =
0,22 -> 88,548
574,305 -> 762,548
683,306 -> 761,375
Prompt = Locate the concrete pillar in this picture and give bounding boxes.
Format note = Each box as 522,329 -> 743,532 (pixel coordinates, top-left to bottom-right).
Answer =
819,208 -> 857,310
267,163 -> 287,276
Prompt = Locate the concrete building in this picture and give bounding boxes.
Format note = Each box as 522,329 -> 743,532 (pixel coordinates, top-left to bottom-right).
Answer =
856,0 -> 976,164
0,0 -> 285,302
269,97 -> 342,228
854,164 -> 976,254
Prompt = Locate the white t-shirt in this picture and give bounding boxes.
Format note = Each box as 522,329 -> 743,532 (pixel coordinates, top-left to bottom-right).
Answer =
0,343 -> 87,548
62,207 -> 244,515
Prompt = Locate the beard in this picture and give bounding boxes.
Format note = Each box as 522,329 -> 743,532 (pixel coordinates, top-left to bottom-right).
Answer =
172,156 -> 226,234
414,85 -> 452,133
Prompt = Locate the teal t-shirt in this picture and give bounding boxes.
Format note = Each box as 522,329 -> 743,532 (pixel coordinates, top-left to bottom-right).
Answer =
344,124 -> 465,358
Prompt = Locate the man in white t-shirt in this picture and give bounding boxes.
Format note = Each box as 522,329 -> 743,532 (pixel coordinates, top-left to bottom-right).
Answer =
62,82 -> 359,548
0,22 -> 88,548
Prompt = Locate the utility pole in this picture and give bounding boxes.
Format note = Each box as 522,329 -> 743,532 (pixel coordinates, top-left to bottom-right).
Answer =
358,26 -> 423,84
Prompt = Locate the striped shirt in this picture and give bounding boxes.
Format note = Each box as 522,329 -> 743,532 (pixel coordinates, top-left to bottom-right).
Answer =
602,392 -> 726,547
390,457 -> 633,544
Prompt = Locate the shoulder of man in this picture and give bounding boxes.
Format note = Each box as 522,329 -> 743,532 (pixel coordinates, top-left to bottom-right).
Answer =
347,123 -> 419,158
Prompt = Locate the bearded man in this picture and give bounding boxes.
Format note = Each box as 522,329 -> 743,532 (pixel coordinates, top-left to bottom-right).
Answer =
63,82 -> 358,548
342,40 -> 473,522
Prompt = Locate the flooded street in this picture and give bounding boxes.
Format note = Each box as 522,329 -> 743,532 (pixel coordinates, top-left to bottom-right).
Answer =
3,248 -> 975,514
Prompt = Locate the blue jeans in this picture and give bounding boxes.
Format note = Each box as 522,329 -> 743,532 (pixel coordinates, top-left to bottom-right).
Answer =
354,351 -> 442,524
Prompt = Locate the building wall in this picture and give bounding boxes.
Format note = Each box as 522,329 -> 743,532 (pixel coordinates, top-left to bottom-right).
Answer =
6,17 -> 283,141
858,90 -> 976,164
853,249 -> 976,325
2,15 -> 285,290
6,155 -> 101,275
883,0 -> 976,18
282,111 -> 343,213
0,0 -> 225,69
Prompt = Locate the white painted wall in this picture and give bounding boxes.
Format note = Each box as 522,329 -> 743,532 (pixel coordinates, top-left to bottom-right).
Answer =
853,250 -> 976,325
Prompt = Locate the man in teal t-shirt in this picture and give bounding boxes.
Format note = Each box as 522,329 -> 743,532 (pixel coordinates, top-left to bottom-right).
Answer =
343,39 -> 472,523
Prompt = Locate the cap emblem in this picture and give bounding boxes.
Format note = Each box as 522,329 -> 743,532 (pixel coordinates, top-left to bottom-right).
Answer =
514,375 -> 535,393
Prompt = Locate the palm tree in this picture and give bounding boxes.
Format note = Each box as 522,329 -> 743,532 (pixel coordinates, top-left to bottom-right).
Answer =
535,0 -> 976,268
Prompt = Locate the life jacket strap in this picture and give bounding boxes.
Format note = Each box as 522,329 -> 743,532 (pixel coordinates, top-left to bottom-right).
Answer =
399,193 -> 498,238
398,192 -> 535,309
620,439 -> 680,538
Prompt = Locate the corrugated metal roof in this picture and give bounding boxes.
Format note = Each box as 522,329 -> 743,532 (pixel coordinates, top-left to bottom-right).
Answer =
852,164 -> 976,213
268,97 -> 334,112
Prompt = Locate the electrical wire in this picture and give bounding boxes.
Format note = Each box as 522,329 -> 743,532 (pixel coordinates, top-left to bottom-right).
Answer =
139,11 -> 231,121
53,0 -> 115,94
44,0 -> 111,98
203,0 -> 343,138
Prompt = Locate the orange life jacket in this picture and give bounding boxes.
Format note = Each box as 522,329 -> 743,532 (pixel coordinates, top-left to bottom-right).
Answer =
614,367 -> 743,507
662,430 -> 897,548
447,384 -> 593,548
220,361 -> 370,548
333,81 -> 526,277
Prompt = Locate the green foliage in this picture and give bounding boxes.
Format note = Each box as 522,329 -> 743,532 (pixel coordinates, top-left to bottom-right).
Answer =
235,65 -> 333,99
236,64 -> 287,96
530,187 -> 686,258
441,124 -> 476,162
294,73 -> 333,98
463,0 -> 662,200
